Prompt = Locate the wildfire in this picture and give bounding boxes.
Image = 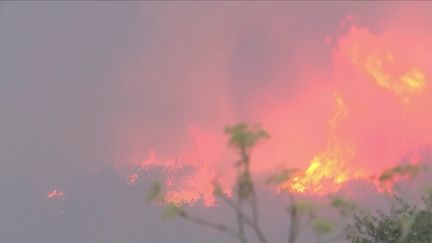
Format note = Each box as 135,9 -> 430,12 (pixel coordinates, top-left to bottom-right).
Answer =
120,17 -> 432,205
285,94 -> 362,194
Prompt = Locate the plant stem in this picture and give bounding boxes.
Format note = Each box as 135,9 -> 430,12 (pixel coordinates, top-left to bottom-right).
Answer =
288,194 -> 299,243
220,194 -> 269,243
179,212 -> 247,243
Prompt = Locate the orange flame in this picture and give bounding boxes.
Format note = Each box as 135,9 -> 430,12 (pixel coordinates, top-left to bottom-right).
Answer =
126,127 -> 232,206
341,26 -> 427,104
284,94 -> 363,194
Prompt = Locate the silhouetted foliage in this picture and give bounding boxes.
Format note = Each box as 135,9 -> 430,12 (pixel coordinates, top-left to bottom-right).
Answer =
346,182 -> 432,243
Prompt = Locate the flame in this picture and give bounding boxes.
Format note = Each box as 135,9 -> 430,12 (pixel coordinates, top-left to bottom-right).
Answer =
285,94 -> 362,194
362,54 -> 425,103
342,26 -> 427,103
128,152 -> 222,206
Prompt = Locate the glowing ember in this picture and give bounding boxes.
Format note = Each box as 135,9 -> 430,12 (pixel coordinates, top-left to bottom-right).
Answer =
128,174 -> 139,186
47,189 -> 65,200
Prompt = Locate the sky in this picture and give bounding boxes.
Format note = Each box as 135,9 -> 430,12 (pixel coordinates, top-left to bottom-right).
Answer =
1,2 -> 432,243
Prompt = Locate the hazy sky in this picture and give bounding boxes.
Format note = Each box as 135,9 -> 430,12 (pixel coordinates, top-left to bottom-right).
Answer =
1,2 -> 432,243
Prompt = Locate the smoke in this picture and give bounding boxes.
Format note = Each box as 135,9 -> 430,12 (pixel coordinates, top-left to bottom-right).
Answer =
2,2 -> 432,243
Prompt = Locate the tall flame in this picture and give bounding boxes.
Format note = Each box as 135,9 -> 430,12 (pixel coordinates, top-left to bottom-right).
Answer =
286,94 -> 362,194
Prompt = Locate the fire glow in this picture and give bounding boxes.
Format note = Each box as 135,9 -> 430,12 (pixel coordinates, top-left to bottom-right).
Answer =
123,18 -> 432,206
340,26 -> 426,104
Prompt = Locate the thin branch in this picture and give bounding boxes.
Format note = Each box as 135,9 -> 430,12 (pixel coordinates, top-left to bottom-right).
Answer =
236,203 -> 248,243
235,165 -> 247,243
243,147 -> 260,225
219,193 -> 269,243
250,192 -> 259,224
240,146 -> 261,228
179,211 -> 246,243
288,194 -> 299,243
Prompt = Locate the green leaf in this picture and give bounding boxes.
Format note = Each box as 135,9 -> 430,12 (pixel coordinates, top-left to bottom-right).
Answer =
225,123 -> 269,150
292,200 -> 315,215
346,192 -> 432,242
398,213 -> 416,241
394,164 -> 420,177
146,181 -> 162,203
312,218 -> 333,235
330,196 -> 357,217
265,168 -> 298,186
380,164 -> 422,182
162,203 -> 182,221
425,185 -> 432,195
213,182 -> 223,196
379,170 -> 394,182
